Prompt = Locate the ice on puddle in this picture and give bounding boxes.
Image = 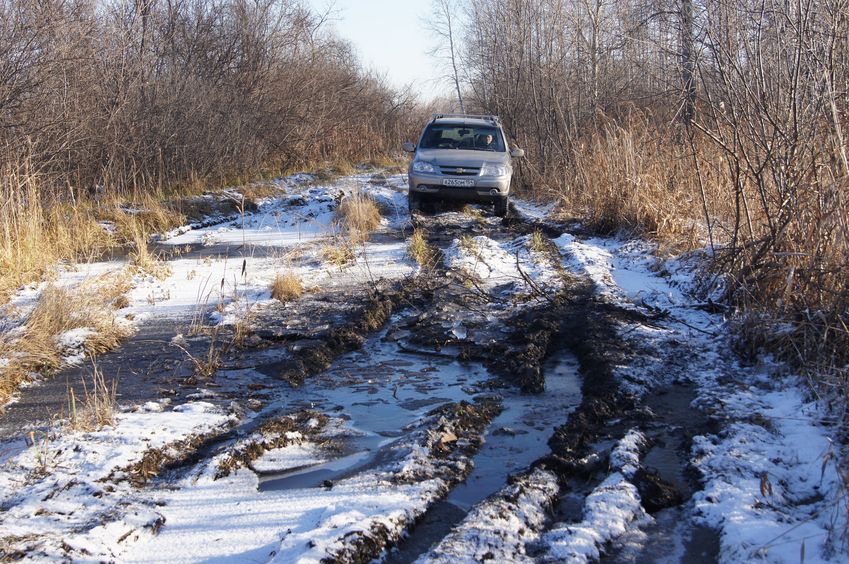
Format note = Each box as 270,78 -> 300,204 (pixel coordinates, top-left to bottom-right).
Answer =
172,401 -> 216,414
141,401 -> 163,413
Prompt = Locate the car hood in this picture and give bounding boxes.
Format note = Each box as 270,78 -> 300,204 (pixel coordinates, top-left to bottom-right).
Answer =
415,148 -> 510,166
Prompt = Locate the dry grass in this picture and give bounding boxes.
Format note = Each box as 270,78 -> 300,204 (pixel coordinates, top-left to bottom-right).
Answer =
563,120 -> 720,249
322,243 -> 356,267
407,229 -> 438,267
460,205 -> 485,220
100,195 -> 185,243
172,331 -> 222,380
0,272 -> 134,404
270,272 -> 303,302
335,191 -> 382,244
194,340 -> 222,379
128,226 -> 172,280
0,158 -> 184,305
67,362 -> 117,432
237,182 -> 282,203
458,235 -> 479,255
548,114 -> 849,386
529,230 -> 548,254
314,161 -> 360,183
0,162 -> 112,304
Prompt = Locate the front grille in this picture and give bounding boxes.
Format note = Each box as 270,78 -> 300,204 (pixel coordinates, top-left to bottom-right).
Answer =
439,165 -> 480,176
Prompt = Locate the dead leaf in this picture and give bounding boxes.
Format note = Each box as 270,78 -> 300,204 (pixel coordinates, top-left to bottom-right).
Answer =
759,472 -> 773,497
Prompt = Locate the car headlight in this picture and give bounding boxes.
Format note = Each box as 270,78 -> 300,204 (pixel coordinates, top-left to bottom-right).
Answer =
412,160 -> 435,173
480,163 -> 510,177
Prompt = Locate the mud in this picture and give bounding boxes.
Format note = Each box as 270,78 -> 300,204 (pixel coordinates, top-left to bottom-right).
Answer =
215,410 -> 330,479
249,275 -> 437,386
0,193 -> 727,562
320,399 -> 502,563
631,467 -> 683,513
118,426 -> 231,487
0,317 -> 220,442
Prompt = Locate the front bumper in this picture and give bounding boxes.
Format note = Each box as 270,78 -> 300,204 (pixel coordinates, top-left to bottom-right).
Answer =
408,171 -> 511,203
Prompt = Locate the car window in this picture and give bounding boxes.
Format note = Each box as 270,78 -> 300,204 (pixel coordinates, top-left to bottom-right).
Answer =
420,125 -> 505,151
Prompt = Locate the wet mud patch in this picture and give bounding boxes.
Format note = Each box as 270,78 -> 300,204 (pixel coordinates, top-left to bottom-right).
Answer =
215,410 -> 330,479
275,399 -> 503,563
116,425 -> 234,487
250,275 -> 436,387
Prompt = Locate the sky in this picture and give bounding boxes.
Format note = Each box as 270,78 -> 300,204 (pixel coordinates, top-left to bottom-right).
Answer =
306,0 -> 449,101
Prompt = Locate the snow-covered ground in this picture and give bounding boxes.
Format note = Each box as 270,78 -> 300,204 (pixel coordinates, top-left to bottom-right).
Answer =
0,401 -> 232,560
0,171 -> 414,408
444,234 -> 562,299
555,235 -> 848,563
0,178 -> 846,563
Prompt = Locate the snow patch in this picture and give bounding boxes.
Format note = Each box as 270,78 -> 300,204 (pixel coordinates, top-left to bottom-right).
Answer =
444,235 -> 561,298
0,402 -> 230,560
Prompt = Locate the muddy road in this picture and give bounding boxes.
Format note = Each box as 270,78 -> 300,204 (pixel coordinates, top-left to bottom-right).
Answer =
0,176 -> 726,562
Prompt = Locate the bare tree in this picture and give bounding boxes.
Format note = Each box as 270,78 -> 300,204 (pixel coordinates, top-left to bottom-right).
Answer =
428,0 -> 466,113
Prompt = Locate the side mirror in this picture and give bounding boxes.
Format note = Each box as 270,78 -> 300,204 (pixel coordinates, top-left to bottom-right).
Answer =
510,148 -> 525,158
402,141 -> 416,153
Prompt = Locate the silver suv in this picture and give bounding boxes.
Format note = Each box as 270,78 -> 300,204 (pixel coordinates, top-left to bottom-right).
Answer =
402,114 -> 524,217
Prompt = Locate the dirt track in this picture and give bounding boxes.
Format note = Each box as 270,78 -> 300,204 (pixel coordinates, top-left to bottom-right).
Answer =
0,184 -> 722,562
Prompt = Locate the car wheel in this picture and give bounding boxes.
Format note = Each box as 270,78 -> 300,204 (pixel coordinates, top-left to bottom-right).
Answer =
409,191 -> 421,214
494,196 -> 509,217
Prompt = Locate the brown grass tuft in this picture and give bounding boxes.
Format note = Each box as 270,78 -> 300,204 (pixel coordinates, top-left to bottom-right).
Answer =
322,243 -> 356,267
0,271 -> 134,404
458,235 -> 479,255
67,361 -> 117,432
529,231 -> 548,253
128,226 -> 172,280
335,192 -> 381,244
407,229 -> 438,267
270,272 -> 303,303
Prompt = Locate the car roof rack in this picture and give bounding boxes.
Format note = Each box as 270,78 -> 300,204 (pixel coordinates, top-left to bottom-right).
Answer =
431,113 -> 501,126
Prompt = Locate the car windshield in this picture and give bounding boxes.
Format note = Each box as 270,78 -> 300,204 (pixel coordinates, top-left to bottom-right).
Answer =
419,124 -> 505,151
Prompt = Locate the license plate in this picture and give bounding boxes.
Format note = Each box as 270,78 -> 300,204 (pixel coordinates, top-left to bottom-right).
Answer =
442,178 -> 475,187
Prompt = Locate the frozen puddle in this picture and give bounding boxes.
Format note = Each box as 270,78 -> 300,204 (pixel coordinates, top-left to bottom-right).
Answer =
259,446 -> 378,491
387,352 -> 582,562
448,353 -> 581,510
248,334 -> 484,492
252,340 -> 580,505
119,313 -> 582,562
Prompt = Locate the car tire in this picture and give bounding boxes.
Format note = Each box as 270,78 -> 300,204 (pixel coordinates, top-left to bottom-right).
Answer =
494,196 -> 509,217
409,191 -> 421,214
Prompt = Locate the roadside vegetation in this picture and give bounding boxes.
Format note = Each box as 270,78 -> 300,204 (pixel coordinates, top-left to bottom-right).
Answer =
270,272 -> 304,303
434,0 -> 849,393
0,0 -> 424,306
0,273 -> 134,403
407,228 -> 438,267
335,191 -> 382,244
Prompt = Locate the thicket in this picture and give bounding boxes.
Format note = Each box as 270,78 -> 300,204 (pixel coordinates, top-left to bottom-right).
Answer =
0,0 -> 420,300
453,0 -> 849,388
